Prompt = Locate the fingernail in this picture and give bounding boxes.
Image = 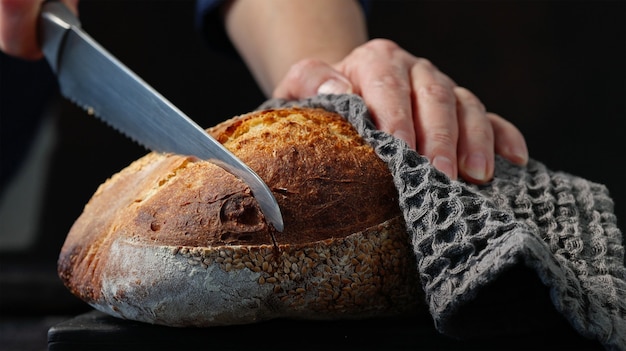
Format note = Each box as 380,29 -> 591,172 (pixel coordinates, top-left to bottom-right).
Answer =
464,153 -> 488,181
432,156 -> 456,179
317,78 -> 353,95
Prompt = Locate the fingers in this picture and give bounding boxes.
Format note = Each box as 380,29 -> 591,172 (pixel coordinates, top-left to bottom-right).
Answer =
427,87 -> 528,183
0,0 -> 44,59
347,39 -> 417,149
348,42 -> 523,183
455,87 -> 494,183
337,40 -> 463,177
273,58 -> 353,99
410,59 -> 459,179
0,0 -> 79,60
488,112 -> 529,166
272,39 -> 529,185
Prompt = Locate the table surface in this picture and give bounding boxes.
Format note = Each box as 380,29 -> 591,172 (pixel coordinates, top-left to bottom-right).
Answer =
43,309 -> 604,351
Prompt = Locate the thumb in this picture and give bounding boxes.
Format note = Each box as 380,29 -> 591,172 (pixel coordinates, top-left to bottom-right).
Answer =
0,0 -> 79,60
273,58 -> 353,99
0,0 -> 45,59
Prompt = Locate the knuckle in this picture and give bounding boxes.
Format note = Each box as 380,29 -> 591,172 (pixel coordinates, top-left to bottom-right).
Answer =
280,58 -> 329,90
354,38 -> 401,59
455,87 -> 486,112
364,38 -> 401,52
416,57 -> 436,71
376,74 -> 411,94
419,83 -> 456,105
486,111 -> 502,120
467,126 -> 494,142
425,128 -> 456,147
287,58 -> 324,76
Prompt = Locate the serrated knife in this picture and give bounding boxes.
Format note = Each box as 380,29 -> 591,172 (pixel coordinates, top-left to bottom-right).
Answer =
39,2 -> 284,231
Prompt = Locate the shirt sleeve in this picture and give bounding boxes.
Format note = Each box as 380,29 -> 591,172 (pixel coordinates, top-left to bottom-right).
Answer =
194,0 -> 236,55
195,0 -> 371,55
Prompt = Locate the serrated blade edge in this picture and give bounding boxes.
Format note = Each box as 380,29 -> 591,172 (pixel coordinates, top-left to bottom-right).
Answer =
39,2 -> 283,231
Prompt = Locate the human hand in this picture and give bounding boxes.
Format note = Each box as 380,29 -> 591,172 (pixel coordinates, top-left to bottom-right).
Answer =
0,0 -> 79,60
273,39 -> 528,184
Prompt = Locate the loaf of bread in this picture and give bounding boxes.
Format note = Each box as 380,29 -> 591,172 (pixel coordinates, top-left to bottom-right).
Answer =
58,107 -> 423,327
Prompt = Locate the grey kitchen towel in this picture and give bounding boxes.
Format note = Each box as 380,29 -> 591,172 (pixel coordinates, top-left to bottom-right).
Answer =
259,94 -> 626,351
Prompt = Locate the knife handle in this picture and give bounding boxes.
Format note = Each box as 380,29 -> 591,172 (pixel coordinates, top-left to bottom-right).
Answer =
40,1 -> 81,73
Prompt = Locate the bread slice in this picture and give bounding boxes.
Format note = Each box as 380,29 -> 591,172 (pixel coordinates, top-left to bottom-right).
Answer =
58,107 -> 422,327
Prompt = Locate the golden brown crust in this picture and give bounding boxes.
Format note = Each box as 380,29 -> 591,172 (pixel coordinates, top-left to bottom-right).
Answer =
58,107 -> 407,313
208,107 -> 401,244
58,154 -> 263,301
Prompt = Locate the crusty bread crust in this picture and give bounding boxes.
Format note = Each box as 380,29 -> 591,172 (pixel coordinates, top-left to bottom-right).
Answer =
58,107 -> 422,326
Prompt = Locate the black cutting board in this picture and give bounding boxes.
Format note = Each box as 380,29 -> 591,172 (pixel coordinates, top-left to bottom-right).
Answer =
47,309 -> 602,351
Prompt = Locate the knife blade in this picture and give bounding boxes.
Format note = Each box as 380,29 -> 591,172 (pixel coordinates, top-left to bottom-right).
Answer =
39,2 -> 284,232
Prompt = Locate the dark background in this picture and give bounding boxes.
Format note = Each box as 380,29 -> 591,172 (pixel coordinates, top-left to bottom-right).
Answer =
40,0 -> 625,249
0,0 -> 624,348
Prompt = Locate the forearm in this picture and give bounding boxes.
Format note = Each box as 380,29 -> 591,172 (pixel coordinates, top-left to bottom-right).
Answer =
224,0 -> 367,96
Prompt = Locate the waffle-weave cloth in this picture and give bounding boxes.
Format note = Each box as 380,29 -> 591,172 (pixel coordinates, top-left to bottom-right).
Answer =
259,94 -> 625,351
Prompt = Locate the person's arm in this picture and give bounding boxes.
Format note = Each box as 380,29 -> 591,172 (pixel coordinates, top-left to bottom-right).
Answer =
0,0 -> 79,60
223,0 -> 366,97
